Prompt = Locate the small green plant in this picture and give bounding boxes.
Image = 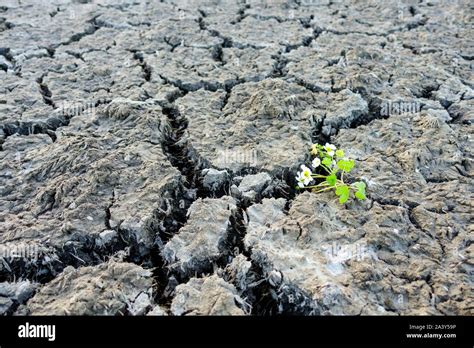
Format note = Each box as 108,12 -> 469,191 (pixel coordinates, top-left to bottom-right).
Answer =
295,143 -> 366,204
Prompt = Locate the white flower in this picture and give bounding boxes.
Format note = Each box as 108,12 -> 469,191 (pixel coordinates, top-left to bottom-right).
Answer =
300,164 -> 313,181
312,158 -> 321,168
325,143 -> 336,157
296,164 -> 313,187
297,179 -> 305,188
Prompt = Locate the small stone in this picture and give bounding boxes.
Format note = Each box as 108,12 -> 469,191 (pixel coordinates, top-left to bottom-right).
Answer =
268,270 -> 282,287
128,291 -> 152,316
238,172 -> 272,195
147,305 -> 168,316
202,168 -> 229,192
230,184 -> 241,198
97,229 -> 118,247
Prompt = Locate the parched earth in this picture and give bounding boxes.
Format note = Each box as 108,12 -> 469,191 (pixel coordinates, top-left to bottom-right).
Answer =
0,0 -> 472,316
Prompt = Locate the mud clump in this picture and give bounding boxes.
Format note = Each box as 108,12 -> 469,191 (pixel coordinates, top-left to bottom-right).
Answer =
0,280 -> 37,315
162,196 -> 237,278
171,275 -> 246,315
18,260 -> 154,315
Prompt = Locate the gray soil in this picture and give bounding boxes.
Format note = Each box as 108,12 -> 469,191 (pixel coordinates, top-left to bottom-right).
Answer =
0,0 -> 472,315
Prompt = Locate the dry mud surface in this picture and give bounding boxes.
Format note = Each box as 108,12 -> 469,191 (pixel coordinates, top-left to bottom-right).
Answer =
0,0 -> 473,316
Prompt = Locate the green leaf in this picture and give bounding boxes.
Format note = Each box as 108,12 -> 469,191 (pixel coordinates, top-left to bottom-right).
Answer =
335,184 -> 350,204
353,181 -> 366,193
335,149 -> 345,158
322,157 -> 332,167
353,181 -> 366,200
337,159 -> 355,172
326,174 -> 337,186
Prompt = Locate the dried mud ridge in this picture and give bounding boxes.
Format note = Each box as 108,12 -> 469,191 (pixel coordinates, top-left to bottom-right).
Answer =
0,0 -> 473,316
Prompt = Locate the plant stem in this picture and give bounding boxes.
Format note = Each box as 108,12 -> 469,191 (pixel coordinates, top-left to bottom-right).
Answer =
320,164 -> 332,174
306,182 -> 330,189
312,186 -> 335,194
310,174 -> 328,178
